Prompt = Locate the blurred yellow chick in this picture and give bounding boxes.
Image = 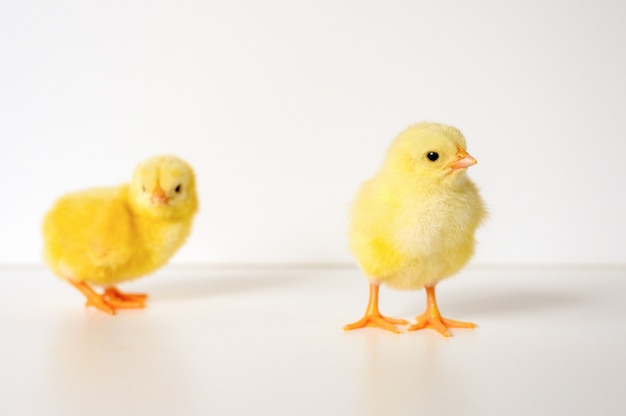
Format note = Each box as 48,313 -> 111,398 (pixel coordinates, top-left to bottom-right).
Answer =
345,122 -> 486,337
42,155 -> 198,315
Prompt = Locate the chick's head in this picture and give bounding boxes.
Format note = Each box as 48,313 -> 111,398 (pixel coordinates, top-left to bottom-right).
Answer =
130,155 -> 198,220
382,122 -> 477,185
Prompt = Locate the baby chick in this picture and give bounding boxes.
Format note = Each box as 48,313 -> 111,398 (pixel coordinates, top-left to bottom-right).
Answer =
42,155 -> 198,314
344,122 -> 486,336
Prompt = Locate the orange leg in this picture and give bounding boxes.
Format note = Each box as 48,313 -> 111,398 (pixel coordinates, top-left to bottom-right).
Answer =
68,280 -> 147,314
344,282 -> 408,334
408,285 -> 476,337
68,280 -> 115,315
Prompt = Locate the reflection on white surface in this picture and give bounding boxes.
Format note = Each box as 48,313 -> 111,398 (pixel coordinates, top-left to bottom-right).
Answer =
1,267 -> 625,416
45,313 -> 190,415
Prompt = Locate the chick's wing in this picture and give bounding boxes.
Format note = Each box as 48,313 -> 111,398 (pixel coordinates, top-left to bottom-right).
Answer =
349,180 -> 407,278
44,187 -> 137,274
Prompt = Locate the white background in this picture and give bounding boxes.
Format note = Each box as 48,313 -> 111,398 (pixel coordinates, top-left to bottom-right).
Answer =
2,0 -> 625,267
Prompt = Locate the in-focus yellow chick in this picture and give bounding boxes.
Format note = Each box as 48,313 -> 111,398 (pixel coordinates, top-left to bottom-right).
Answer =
345,122 -> 486,337
42,155 -> 198,315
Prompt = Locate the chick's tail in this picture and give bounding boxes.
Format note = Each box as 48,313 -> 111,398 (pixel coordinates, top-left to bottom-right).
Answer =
344,282 -> 409,334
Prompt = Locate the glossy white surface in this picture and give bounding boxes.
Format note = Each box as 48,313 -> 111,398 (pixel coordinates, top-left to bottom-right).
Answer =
1,267 -> 625,415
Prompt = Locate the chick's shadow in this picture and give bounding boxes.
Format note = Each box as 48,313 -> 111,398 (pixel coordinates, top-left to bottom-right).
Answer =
146,271 -> 311,302
445,288 -> 586,317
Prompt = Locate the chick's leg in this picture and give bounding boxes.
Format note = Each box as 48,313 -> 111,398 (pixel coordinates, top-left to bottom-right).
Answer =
68,280 -> 115,315
408,285 -> 476,337
344,282 -> 408,334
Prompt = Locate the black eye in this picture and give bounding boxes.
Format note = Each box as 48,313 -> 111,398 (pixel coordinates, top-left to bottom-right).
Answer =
426,152 -> 439,161
142,185 -> 146,192
175,184 -> 182,193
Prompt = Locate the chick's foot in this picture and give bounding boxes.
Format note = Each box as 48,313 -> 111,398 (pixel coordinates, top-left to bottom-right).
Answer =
407,286 -> 476,337
344,282 -> 408,334
344,314 -> 408,334
103,287 -> 147,309
68,280 -> 146,314
84,296 -> 116,315
408,313 -> 476,337
67,280 -> 115,314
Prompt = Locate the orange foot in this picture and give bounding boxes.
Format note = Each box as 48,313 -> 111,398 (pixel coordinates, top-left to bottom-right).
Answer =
407,286 -> 476,337
69,280 -> 147,315
344,282 -> 409,334
344,313 -> 408,334
408,313 -> 476,337
103,287 -> 147,309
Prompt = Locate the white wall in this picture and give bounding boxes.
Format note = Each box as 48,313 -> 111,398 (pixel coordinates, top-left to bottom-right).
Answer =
1,0 -> 625,266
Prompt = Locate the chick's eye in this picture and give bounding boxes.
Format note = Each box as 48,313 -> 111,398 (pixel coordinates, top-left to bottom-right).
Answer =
426,152 -> 439,161
141,185 -> 146,192
175,184 -> 182,193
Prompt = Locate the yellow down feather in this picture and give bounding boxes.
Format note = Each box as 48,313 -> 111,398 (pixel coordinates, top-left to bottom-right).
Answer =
42,155 -> 198,287
348,122 -> 487,290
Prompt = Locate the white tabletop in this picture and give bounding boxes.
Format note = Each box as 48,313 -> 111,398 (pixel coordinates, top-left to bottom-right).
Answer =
1,266 -> 625,416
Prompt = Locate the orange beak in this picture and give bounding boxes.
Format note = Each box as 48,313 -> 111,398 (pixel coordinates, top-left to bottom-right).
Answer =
450,148 -> 477,170
151,185 -> 169,205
